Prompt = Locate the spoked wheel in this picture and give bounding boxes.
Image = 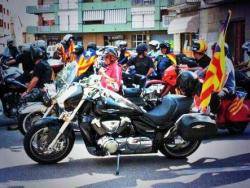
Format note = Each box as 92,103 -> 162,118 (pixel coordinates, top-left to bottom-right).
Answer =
227,122 -> 248,135
18,112 -> 43,135
24,124 -> 75,164
160,128 -> 201,159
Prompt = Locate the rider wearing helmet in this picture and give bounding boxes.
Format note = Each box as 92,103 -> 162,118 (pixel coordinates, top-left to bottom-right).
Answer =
22,45 -> 52,97
192,39 -> 211,69
74,43 -> 97,81
87,42 -> 97,51
177,71 -> 200,97
57,34 -> 75,63
3,38 -> 19,67
99,47 -> 122,92
155,41 -> 177,79
148,40 -> 160,59
126,43 -> 154,77
116,40 -> 131,65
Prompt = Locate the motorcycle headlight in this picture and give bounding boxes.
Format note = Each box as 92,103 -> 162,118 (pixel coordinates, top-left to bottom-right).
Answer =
42,92 -> 52,107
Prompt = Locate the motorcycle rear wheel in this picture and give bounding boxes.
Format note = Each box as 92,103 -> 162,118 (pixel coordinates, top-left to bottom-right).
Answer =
160,135 -> 201,159
24,124 -> 75,164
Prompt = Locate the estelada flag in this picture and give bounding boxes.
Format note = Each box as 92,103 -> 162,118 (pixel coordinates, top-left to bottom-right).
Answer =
200,10 -> 232,111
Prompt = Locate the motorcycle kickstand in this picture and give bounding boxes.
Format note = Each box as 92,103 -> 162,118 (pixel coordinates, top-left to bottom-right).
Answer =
115,153 -> 121,176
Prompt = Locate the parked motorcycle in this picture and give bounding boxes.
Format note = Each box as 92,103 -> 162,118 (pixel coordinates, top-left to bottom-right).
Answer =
0,55 -> 27,118
23,74 -> 216,175
17,60 -> 77,135
177,71 -> 250,136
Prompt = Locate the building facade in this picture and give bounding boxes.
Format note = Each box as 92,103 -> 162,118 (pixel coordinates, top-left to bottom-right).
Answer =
0,0 -> 12,52
26,0 -> 175,48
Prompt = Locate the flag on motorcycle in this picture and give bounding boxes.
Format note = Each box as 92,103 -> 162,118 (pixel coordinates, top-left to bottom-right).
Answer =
77,49 -> 96,76
228,91 -> 247,116
200,10 -> 232,111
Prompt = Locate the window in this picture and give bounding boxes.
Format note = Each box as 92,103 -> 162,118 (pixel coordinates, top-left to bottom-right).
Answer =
4,22 -> 6,28
0,19 -> 3,27
0,4 -> 3,13
3,8 -> 5,14
83,10 -> 104,24
7,23 -> 9,30
102,0 -> 115,1
132,14 -> 154,28
104,9 -> 127,24
104,35 -> 124,46
7,9 -> 9,15
131,7 -> 155,28
82,0 -> 93,2
132,0 -> 155,6
132,34 -> 147,48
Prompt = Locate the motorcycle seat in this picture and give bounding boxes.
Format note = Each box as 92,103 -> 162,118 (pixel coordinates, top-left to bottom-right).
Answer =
144,95 -> 193,125
123,87 -> 141,97
5,78 -> 27,90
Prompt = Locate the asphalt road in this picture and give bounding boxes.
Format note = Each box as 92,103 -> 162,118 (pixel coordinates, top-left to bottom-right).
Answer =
0,116 -> 250,188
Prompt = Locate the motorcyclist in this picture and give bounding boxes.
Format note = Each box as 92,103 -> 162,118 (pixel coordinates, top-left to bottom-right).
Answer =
74,43 -> 97,82
3,39 -> 19,67
155,41 -> 177,79
116,40 -> 131,65
56,34 -> 75,63
148,40 -> 160,60
236,42 -> 250,76
126,43 -> 154,77
191,39 -> 211,69
21,45 -> 52,98
99,47 -> 122,92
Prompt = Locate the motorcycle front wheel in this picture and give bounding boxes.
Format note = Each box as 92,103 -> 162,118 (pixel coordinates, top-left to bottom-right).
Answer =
159,134 -> 201,159
18,112 -> 43,135
24,124 -> 75,164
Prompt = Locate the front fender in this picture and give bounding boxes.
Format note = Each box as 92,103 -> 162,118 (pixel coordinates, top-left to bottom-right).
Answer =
34,116 -> 64,127
18,102 -> 47,114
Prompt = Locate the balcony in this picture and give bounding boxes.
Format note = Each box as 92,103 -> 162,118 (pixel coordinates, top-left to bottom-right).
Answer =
204,0 -> 236,4
27,25 -> 59,34
27,25 -> 82,34
131,0 -> 155,6
167,0 -> 200,10
26,4 -> 58,14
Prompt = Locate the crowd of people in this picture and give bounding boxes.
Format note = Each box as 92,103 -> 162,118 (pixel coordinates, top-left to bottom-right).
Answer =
1,34 -> 250,119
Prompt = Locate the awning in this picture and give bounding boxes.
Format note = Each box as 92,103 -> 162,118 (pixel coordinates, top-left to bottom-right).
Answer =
168,15 -> 199,34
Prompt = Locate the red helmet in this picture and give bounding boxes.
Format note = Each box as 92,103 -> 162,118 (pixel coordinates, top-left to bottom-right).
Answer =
162,65 -> 178,86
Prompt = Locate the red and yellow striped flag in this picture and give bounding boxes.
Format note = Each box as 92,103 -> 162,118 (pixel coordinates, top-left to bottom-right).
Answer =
200,10 -> 232,111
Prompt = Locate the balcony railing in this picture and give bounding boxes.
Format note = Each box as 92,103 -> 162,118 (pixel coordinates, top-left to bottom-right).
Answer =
26,4 -> 58,14
168,0 -> 200,6
132,0 -> 155,6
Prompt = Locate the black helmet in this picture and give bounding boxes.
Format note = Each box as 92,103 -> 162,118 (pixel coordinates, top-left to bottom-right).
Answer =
242,41 -> 250,55
30,46 -> 45,62
87,42 -> 97,51
7,39 -> 14,48
160,41 -> 171,50
103,47 -> 118,59
31,40 -> 47,52
177,71 -> 199,97
136,43 -> 148,54
74,44 -> 84,56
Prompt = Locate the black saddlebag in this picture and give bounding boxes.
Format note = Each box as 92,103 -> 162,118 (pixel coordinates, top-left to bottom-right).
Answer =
176,113 -> 217,141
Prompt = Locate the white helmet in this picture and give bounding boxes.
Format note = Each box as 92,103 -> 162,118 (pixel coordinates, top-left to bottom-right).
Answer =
116,40 -> 127,48
149,40 -> 160,49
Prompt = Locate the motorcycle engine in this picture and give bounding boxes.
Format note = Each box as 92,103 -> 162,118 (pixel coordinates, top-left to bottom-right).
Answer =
97,136 -> 153,154
92,117 -> 153,154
